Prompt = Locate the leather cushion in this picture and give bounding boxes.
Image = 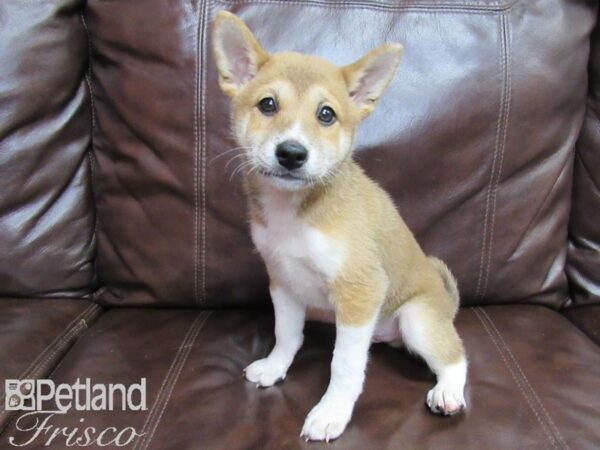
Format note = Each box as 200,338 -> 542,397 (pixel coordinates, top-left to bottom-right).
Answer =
86,0 -> 597,308
0,0 -> 96,297
0,298 -> 102,433
566,8 -> 600,310
3,305 -> 598,449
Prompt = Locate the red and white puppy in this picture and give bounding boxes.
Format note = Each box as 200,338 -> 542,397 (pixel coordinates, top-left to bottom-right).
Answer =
213,11 -> 467,442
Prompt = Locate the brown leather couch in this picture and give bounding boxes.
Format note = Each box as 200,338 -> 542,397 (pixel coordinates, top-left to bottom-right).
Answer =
1,1 -> 599,448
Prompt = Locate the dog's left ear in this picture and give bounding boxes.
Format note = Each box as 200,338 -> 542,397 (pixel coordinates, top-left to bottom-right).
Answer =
342,43 -> 404,118
213,11 -> 268,97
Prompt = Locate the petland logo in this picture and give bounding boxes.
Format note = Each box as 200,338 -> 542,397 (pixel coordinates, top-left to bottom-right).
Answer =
5,378 -> 147,447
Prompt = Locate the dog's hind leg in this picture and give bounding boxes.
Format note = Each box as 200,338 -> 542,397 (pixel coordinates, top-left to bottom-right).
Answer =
397,294 -> 467,415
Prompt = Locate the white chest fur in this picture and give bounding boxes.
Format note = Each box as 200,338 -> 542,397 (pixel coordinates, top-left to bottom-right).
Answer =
250,190 -> 344,309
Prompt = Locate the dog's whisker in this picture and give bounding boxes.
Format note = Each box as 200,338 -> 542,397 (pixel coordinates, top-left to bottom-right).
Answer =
229,163 -> 247,181
208,147 -> 243,164
229,160 -> 255,182
224,153 -> 247,171
246,165 -> 260,181
208,146 -> 255,165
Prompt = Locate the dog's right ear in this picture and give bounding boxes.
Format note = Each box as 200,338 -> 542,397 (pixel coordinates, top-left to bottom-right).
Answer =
213,11 -> 268,98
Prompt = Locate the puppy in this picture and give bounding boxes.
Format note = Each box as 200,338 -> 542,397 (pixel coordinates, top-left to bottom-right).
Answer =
213,11 -> 467,442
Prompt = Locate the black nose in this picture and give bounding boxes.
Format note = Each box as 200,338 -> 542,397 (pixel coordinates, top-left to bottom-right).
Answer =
275,140 -> 308,170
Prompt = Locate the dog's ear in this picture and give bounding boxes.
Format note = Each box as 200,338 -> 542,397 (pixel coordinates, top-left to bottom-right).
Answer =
342,43 -> 403,118
213,11 -> 268,98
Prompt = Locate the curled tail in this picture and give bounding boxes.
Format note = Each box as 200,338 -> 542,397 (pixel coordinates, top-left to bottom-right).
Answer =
428,256 -> 460,306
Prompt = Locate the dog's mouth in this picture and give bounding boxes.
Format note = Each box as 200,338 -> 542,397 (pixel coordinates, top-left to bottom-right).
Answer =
258,170 -> 307,182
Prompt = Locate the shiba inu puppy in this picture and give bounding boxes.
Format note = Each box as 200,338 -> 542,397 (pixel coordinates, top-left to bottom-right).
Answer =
213,11 -> 468,442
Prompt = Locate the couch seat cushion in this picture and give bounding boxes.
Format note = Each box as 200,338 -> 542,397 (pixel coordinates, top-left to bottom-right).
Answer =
0,298 -> 101,433
2,305 -> 598,449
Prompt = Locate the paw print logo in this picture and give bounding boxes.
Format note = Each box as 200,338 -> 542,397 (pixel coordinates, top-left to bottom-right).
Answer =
5,380 -> 35,411
8,394 -> 20,409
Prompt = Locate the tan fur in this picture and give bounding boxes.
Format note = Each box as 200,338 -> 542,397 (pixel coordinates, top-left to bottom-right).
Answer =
231,54 -> 361,175
214,11 -> 464,366
213,12 -> 269,98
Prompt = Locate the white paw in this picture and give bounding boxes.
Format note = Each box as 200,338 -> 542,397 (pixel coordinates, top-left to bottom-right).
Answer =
244,358 -> 287,387
426,382 -> 466,416
300,400 -> 353,442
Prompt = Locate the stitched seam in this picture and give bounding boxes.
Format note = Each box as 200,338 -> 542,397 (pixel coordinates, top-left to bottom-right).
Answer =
480,14 -> 511,298
0,305 -> 99,436
0,304 -> 98,406
218,0 -> 516,13
200,1 -> 209,304
0,305 -> 99,437
193,1 -> 201,307
26,305 -> 99,382
139,311 -> 212,450
80,12 -> 100,278
475,12 -> 509,300
80,13 -> 96,134
474,308 -> 559,449
25,313 -> 92,382
36,305 -> 101,376
83,72 -> 97,177
132,311 -> 211,450
480,309 -> 569,449
41,306 -> 101,383
37,305 -> 100,386
0,306 -> 91,402
132,331 -> 192,450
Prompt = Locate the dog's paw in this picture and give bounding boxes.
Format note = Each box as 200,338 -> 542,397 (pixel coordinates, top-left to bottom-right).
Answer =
244,358 -> 286,387
426,382 -> 466,416
300,400 -> 352,442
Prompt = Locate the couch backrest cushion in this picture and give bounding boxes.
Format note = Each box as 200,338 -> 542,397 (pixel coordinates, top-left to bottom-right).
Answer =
87,0 -> 596,308
0,0 -> 96,297
567,14 -> 600,308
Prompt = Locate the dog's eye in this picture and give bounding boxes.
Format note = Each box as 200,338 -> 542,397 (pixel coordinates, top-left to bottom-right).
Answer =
258,97 -> 278,115
317,106 -> 336,125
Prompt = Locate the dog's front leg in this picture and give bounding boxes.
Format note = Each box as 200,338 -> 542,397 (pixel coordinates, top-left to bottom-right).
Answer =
301,313 -> 377,442
245,286 -> 305,387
